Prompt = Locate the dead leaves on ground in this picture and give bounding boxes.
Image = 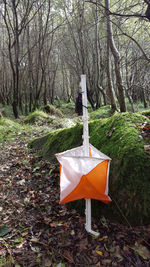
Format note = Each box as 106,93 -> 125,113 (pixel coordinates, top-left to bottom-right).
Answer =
0,139 -> 150,266
138,122 -> 150,140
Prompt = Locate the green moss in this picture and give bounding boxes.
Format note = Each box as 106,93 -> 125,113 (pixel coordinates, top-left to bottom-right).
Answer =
29,112 -> 150,225
43,104 -> 63,118
29,124 -> 83,160
89,112 -> 148,157
24,110 -> 49,124
57,100 -> 75,116
0,118 -> 22,142
89,105 -> 114,120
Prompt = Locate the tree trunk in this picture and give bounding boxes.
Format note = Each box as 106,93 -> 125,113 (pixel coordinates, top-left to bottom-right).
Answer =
142,87 -> 148,108
105,0 -> 126,112
106,28 -> 117,112
12,0 -> 20,118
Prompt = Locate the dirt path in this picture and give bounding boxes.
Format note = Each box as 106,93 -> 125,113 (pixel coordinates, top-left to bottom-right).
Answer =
0,136 -> 150,266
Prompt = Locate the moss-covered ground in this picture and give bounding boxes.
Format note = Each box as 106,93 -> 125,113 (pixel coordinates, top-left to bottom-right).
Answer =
89,105 -> 114,120
0,118 -> 23,142
29,112 -> 150,225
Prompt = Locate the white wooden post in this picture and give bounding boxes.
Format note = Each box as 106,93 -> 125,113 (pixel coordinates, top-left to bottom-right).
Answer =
80,75 -> 99,236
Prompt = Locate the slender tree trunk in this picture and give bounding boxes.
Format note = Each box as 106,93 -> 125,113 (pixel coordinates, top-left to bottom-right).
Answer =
12,0 -> 20,118
106,43 -> 117,111
93,1 -> 101,109
142,87 -> 148,108
27,25 -> 33,112
105,0 -> 126,112
43,78 -> 47,106
105,4 -> 117,112
125,54 -> 135,112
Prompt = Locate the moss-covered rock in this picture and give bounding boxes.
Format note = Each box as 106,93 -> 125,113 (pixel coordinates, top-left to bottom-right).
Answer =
29,112 -> 150,225
43,104 -> 63,118
24,110 -> 49,124
29,123 -> 83,158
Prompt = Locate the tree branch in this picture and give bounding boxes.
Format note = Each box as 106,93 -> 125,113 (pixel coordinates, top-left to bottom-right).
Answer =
112,20 -> 150,63
85,0 -> 147,20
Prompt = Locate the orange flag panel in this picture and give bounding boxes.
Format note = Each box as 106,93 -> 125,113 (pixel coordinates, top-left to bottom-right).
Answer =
60,160 -> 111,204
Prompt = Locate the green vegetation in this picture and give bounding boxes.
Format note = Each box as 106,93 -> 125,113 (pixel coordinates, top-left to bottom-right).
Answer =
29,112 -> 150,225
24,109 -> 76,129
29,123 -> 83,159
24,110 -> 49,124
0,256 -> 15,267
0,118 -> 23,142
0,108 -> 77,143
55,100 -> 76,116
43,104 -> 64,118
0,104 -> 14,118
89,105 -> 113,120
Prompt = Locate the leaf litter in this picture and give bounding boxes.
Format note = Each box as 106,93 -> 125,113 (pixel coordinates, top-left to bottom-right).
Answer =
0,132 -> 150,267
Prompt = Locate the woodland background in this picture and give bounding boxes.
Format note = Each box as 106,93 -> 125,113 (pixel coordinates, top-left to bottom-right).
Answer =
0,0 -> 150,118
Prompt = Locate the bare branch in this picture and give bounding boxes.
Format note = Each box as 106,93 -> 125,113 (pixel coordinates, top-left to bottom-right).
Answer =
112,20 -> 150,63
85,0 -> 147,20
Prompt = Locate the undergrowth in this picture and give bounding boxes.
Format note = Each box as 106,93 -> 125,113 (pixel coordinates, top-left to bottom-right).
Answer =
55,100 -> 75,116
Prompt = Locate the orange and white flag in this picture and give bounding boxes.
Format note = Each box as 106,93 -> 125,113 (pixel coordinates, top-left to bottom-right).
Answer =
56,144 -> 111,204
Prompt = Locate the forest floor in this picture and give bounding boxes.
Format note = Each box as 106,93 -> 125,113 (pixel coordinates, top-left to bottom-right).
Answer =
0,129 -> 150,267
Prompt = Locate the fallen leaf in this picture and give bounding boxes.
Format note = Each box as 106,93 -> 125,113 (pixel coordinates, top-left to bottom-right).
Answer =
104,244 -> 115,253
21,231 -> 28,237
31,245 -> 40,252
30,237 -> 39,243
113,246 -> 123,262
17,179 -> 25,185
70,230 -> 75,235
0,248 -> 7,256
100,216 -> 108,228
96,250 -> 103,256
99,236 -> 108,241
14,237 -> 23,243
102,259 -> 112,265
63,250 -> 74,263
130,244 -> 150,260
57,264 -> 66,267
43,257 -> 52,267
0,225 -> 12,237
